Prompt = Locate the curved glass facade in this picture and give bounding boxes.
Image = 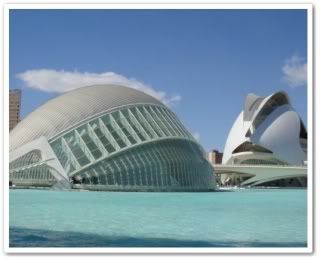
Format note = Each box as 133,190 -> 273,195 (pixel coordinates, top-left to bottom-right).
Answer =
72,139 -> 213,191
10,103 -> 215,191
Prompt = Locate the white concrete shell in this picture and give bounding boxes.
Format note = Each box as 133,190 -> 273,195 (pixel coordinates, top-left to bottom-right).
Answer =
221,91 -> 307,186
10,84 -> 162,152
251,104 -> 306,165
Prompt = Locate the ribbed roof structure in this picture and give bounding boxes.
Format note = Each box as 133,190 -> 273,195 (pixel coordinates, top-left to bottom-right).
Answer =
10,85 -> 162,151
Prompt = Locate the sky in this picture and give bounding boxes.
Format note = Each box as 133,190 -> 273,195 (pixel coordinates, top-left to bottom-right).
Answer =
9,9 -> 308,152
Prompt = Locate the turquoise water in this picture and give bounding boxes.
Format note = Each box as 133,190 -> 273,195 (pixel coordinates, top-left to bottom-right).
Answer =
9,189 -> 307,247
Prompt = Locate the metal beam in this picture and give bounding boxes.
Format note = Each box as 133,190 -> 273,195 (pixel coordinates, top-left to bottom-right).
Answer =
110,113 -> 131,146
142,106 -> 166,137
98,118 -> 121,151
128,108 -> 150,140
158,107 -> 185,137
150,106 -> 176,136
74,129 -> 95,162
135,107 -> 158,138
119,110 -> 142,143
61,137 -> 81,169
87,123 -> 108,156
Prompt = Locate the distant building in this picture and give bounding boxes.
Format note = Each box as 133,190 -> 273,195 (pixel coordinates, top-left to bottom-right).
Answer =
9,89 -> 21,131
207,150 -> 223,164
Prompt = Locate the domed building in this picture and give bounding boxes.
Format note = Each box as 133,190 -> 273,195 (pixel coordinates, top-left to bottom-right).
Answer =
221,91 -> 307,187
9,85 -> 215,191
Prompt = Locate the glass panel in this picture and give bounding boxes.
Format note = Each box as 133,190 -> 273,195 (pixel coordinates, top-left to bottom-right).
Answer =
117,157 -> 128,186
122,109 -> 146,141
10,150 -> 42,170
134,151 -> 147,186
100,161 -> 115,185
101,115 -> 127,148
152,146 -> 165,187
138,106 -> 164,137
98,173 -> 107,185
130,107 -> 155,139
143,147 -> 157,186
161,108 -> 189,137
64,133 -> 90,167
128,151 -> 142,186
78,126 -> 102,160
113,111 -> 137,145
152,106 -> 178,136
122,154 -> 135,186
51,141 -> 69,169
90,122 -> 116,153
108,159 -> 121,185
146,106 -> 172,136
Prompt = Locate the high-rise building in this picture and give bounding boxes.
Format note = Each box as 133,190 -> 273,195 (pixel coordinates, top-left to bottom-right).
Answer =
207,150 -> 223,164
9,89 -> 21,131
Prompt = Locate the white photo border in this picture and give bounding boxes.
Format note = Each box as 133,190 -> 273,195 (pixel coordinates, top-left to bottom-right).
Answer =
3,2 -> 313,254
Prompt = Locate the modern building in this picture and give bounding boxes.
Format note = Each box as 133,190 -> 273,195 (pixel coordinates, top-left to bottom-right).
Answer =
207,149 -> 223,186
207,150 -> 223,164
9,89 -> 21,131
219,91 -> 307,187
9,84 -> 215,191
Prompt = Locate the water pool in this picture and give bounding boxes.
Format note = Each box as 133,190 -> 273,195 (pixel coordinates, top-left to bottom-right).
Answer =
9,189 -> 307,247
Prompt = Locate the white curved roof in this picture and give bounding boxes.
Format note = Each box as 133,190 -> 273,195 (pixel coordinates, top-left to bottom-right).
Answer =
222,90 -> 306,165
251,104 -> 306,164
243,91 -> 289,123
222,111 -> 247,164
10,84 -> 163,151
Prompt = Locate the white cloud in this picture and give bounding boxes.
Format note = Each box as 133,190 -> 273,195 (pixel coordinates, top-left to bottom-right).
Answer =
17,69 -> 181,107
282,54 -> 307,87
192,132 -> 201,142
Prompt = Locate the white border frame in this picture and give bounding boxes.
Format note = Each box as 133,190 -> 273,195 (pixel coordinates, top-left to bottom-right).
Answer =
3,3 -> 313,254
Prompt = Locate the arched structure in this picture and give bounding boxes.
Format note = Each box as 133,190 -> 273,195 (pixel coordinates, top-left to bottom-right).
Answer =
221,91 -> 307,187
9,85 -> 215,191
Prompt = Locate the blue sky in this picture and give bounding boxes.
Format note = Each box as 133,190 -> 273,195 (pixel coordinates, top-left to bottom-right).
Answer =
9,9 -> 308,151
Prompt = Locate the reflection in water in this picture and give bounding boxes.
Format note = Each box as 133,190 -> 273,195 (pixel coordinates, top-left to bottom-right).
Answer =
10,227 -> 307,248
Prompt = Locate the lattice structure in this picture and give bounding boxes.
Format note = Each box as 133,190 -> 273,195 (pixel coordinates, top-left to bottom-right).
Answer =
9,85 -> 215,191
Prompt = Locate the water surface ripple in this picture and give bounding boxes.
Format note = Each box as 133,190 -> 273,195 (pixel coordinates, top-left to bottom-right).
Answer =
9,189 -> 307,247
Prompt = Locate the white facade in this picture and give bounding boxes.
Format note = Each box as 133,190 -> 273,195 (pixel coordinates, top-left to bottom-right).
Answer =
221,91 -> 307,186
